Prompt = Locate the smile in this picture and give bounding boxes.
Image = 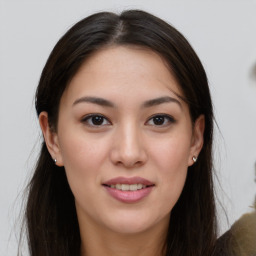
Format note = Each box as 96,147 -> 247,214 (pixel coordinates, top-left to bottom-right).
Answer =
103,177 -> 155,203
105,184 -> 149,191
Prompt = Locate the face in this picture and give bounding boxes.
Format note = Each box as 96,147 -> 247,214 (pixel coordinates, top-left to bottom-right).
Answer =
40,46 -> 204,236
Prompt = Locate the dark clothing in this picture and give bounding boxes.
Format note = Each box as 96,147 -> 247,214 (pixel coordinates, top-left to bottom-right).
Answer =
213,211 -> 256,256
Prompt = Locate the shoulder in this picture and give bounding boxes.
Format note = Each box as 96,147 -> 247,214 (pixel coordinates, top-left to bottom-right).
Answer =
213,211 -> 256,256
213,229 -> 233,256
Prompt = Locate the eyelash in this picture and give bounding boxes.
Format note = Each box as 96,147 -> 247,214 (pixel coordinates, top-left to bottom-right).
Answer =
146,114 -> 176,127
81,114 -> 111,127
81,114 -> 176,127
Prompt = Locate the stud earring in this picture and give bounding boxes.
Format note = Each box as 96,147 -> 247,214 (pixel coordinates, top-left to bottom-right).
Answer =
53,159 -> 57,164
192,156 -> 197,163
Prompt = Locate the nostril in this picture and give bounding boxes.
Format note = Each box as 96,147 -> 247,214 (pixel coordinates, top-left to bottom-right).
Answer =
109,139 -> 147,168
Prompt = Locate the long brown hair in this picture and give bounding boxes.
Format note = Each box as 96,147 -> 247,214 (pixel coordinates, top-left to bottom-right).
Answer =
24,10 -> 217,256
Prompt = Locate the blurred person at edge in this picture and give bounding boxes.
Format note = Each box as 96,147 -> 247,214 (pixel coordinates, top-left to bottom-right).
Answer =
214,201 -> 256,256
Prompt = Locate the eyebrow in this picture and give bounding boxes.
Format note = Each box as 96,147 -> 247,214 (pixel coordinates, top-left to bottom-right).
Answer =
142,96 -> 182,109
73,96 -> 115,107
72,96 -> 181,109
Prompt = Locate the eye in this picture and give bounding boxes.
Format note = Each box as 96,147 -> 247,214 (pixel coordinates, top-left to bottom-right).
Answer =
146,114 -> 175,126
81,114 -> 111,127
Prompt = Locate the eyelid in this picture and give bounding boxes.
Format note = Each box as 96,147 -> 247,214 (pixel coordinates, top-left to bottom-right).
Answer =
145,114 -> 176,126
80,113 -> 175,127
81,113 -> 111,126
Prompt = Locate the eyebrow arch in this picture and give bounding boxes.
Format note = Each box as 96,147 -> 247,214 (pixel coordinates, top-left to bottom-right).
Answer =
142,96 -> 182,109
72,96 -> 115,107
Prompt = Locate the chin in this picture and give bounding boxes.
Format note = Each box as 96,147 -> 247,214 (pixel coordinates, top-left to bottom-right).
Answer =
103,211 -> 169,235
108,222 -> 153,235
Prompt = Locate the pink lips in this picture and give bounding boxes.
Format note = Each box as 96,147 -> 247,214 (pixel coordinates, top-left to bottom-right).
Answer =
103,176 -> 154,203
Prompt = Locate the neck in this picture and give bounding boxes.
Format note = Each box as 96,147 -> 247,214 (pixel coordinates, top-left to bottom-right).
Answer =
79,217 -> 169,256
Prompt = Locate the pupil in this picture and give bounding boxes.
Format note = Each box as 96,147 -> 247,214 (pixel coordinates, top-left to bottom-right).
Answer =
92,116 -> 103,125
153,116 -> 164,125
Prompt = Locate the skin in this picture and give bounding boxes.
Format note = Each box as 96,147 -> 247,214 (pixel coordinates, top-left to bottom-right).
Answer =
40,46 -> 205,256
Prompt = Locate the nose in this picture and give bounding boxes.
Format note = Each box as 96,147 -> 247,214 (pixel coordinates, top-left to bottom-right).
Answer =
110,123 -> 147,168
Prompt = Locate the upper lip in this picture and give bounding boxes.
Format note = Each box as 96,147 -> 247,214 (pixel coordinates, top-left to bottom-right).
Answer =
103,176 -> 154,186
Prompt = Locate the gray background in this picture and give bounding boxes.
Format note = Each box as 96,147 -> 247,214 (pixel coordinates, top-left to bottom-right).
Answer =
1,0 -> 256,255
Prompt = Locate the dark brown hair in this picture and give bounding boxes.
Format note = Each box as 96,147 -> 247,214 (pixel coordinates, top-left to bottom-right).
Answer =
24,10 -> 217,256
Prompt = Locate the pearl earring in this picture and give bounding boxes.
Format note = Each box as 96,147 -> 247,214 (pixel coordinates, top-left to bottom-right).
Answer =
192,156 -> 197,163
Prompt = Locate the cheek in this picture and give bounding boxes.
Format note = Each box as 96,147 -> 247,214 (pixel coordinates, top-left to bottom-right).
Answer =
148,134 -> 191,208
59,128 -> 109,167
57,132 -> 109,194
150,133 -> 191,173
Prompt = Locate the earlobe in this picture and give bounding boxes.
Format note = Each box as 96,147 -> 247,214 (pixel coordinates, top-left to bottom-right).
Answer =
188,115 -> 205,166
39,112 -> 63,166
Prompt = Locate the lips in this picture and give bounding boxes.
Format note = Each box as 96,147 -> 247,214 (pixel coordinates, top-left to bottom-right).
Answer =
103,176 -> 154,186
102,176 -> 155,203
108,184 -> 146,191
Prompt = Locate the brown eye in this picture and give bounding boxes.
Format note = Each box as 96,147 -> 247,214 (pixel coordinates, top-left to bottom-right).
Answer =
146,114 -> 175,126
82,114 -> 111,126
91,116 -> 104,125
152,116 -> 165,125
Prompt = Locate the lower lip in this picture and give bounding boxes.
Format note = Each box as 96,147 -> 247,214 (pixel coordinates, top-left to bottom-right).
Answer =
104,186 -> 154,203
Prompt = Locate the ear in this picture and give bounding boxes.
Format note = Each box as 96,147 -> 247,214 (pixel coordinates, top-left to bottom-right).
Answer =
39,111 -> 63,166
188,115 -> 205,166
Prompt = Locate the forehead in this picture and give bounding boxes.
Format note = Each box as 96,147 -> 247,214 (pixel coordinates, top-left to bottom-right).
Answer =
63,46 -> 183,104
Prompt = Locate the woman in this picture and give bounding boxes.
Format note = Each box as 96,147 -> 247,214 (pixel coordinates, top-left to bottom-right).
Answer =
25,10 -> 217,256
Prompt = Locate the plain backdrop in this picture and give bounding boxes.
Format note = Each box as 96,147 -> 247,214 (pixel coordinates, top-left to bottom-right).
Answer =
1,0 -> 256,255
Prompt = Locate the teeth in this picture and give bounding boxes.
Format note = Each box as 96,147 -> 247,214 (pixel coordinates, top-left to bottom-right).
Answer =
137,184 -> 143,189
129,184 -> 137,191
121,184 -> 129,191
109,184 -> 146,191
116,184 -> 122,190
